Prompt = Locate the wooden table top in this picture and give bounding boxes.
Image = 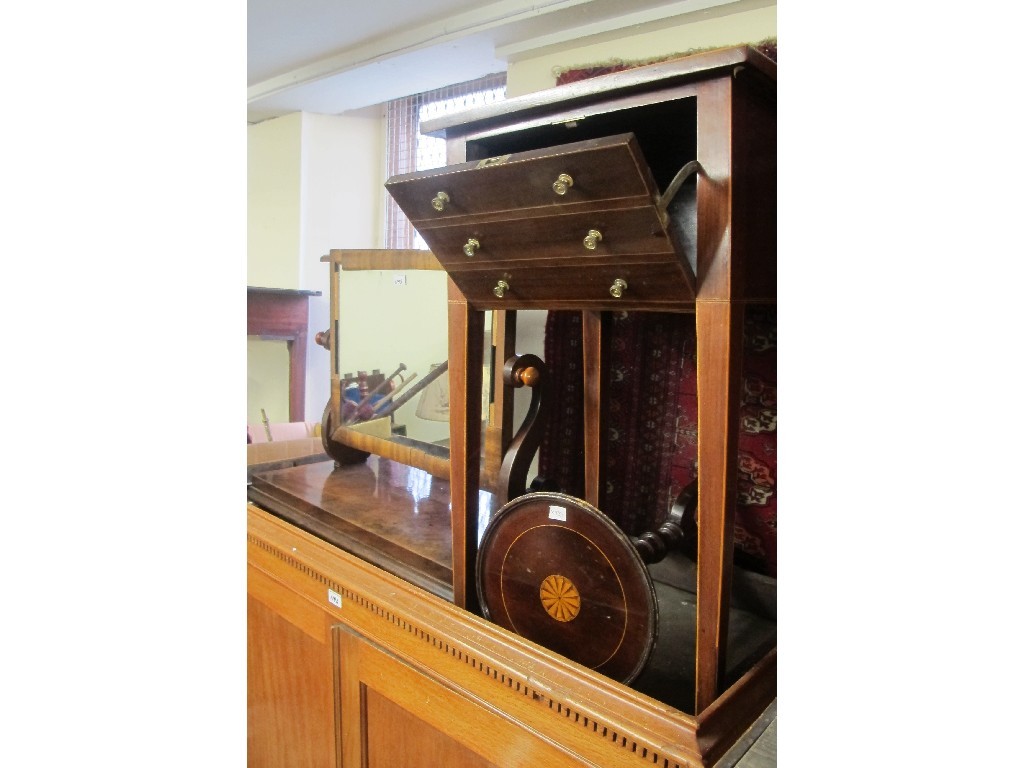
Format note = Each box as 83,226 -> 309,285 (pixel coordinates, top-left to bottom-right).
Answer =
248,457 -> 495,601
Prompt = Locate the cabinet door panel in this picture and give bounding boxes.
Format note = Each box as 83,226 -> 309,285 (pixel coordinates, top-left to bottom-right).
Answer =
365,688 -> 497,768
247,595 -> 337,767
336,625 -> 588,768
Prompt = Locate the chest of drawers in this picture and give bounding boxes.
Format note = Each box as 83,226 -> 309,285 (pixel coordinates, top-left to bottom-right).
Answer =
402,42 -> 776,717
386,132 -> 697,310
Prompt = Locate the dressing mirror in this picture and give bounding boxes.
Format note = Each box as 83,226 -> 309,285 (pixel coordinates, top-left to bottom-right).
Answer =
320,249 -> 502,481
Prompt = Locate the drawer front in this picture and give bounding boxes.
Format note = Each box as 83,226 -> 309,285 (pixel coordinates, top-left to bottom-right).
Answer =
421,207 -> 677,270
386,133 -> 659,222
449,260 -> 694,311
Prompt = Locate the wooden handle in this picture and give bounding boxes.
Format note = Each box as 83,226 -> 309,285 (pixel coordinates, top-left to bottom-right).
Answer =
516,366 -> 540,387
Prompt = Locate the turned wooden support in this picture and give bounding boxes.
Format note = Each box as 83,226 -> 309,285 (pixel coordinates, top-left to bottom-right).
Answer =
496,353 -> 549,507
320,402 -> 371,466
631,480 -> 697,564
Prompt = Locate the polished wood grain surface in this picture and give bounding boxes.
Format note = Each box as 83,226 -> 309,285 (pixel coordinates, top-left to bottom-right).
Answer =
418,205 -> 677,265
692,72 -> 742,714
249,457 -> 495,601
582,309 -> 603,507
337,625 -> 589,768
249,504 -> 776,767
363,685 -> 498,768
388,133 -> 697,311
387,133 -> 658,223
449,258 -> 696,311
247,594 -> 337,767
320,248 -> 444,271
477,492 -> 657,684
327,423 -> 451,479
729,71 -> 777,303
447,280 -> 486,610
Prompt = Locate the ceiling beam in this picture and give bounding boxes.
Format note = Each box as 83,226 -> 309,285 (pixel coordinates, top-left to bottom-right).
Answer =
248,0 -> 596,104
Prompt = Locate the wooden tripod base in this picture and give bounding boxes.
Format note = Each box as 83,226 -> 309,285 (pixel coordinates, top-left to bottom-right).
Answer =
477,491 -> 658,684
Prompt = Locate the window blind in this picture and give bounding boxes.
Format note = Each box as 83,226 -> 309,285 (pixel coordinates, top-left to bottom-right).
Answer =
384,72 -> 506,249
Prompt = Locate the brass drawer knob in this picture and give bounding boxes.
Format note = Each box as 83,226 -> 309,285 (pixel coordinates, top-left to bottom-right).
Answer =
552,173 -> 574,195
463,238 -> 480,257
493,279 -> 510,298
431,191 -> 450,211
609,278 -> 628,298
583,229 -> 603,250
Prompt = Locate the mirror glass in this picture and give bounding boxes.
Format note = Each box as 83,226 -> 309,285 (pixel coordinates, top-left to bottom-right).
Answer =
335,268 -> 451,451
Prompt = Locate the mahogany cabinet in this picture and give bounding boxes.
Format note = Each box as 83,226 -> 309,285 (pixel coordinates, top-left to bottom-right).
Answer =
247,500 -> 773,768
247,587 -> 337,766
392,43 -> 776,713
385,132 -> 697,309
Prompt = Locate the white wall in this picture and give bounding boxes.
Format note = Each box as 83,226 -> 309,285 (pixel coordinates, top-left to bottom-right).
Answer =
299,109 -> 385,422
247,108 -> 385,426
247,114 -> 302,425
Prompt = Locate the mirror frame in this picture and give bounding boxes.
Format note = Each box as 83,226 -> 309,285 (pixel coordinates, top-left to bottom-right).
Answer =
321,249 -> 455,478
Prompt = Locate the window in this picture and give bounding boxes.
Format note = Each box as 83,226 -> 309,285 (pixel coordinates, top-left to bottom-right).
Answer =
384,73 -> 507,249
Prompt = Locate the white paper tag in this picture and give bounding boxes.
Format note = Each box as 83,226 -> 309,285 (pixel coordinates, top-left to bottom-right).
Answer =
328,589 -> 342,608
548,505 -> 567,522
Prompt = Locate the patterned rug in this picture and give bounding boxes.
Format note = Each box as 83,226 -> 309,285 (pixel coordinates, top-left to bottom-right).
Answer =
537,41 -> 777,577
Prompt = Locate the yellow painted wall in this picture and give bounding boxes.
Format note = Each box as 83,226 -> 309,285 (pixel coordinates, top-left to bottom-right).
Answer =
299,109 -> 385,423
247,339 -> 290,427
